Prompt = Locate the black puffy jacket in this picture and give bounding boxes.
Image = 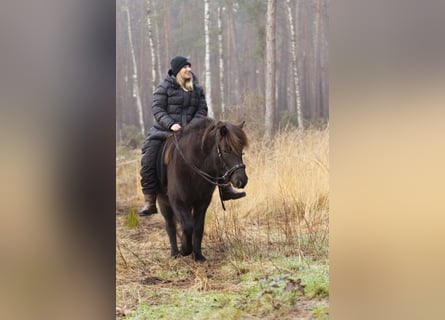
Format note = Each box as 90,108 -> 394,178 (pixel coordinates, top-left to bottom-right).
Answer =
146,72 -> 208,141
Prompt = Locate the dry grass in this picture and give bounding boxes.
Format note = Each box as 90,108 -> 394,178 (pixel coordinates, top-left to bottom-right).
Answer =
206,127 -> 329,261
116,127 -> 329,318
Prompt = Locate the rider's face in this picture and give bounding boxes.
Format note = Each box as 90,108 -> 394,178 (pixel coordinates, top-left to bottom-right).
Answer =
178,64 -> 192,80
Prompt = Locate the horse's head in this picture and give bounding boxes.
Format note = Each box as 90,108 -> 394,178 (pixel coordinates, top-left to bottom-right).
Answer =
203,120 -> 249,189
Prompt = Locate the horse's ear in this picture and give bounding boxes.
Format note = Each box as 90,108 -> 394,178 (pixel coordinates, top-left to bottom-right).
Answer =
239,121 -> 245,129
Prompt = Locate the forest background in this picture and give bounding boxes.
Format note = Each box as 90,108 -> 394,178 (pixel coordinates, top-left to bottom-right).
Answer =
116,0 -> 329,318
116,0 -> 328,144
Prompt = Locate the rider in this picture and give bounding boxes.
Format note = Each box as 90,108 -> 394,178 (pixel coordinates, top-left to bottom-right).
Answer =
139,56 -> 246,216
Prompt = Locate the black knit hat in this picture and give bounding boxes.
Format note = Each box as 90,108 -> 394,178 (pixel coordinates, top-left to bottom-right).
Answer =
170,56 -> 191,76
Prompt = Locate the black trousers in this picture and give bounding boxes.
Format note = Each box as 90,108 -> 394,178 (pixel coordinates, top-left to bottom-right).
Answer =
140,138 -> 163,195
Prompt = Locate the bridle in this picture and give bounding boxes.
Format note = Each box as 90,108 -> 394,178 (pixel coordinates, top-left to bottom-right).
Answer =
172,133 -> 245,187
216,144 -> 246,183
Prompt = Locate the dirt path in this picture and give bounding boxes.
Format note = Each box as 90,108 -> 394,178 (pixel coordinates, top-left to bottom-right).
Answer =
116,212 -> 237,292
116,212 -> 328,319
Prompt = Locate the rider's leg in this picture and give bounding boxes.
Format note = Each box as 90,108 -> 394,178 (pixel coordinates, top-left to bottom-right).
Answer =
139,139 -> 163,216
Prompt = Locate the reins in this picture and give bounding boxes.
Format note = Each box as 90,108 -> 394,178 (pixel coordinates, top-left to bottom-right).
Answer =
172,133 -> 229,187
172,132 -> 246,210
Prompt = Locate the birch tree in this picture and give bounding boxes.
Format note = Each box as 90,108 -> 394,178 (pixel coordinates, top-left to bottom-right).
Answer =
217,6 -> 225,117
204,0 -> 214,117
115,0 -> 329,135
163,0 -> 170,69
154,20 -> 163,83
286,0 -> 303,128
124,2 -> 145,136
264,0 -> 276,142
225,4 -> 232,106
145,0 -> 157,91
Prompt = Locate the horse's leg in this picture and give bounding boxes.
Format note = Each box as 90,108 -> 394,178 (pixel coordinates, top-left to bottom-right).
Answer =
158,197 -> 179,257
192,204 -> 209,262
170,201 -> 193,256
179,214 -> 193,256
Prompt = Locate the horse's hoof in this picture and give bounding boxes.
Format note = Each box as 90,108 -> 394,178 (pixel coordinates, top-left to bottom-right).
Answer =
179,248 -> 192,256
193,253 -> 207,262
171,251 -> 180,258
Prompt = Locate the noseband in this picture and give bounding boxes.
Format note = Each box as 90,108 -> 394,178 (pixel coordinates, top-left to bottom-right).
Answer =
216,145 -> 246,182
172,133 -> 245,187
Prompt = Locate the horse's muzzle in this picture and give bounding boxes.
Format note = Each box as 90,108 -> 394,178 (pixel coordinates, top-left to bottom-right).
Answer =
232,171 -> 248,189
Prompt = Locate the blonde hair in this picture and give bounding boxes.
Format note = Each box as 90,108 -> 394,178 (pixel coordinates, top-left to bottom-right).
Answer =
176,75 -> 194,92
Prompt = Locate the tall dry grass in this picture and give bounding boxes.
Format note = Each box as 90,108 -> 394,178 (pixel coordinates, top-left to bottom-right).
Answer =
116,127 -> 329,262
206,127 -> 329,261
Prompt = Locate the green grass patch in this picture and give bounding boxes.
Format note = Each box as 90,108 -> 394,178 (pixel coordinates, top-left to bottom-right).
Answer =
311,303 -> 329,319
123,256 -> 329,319
127,290 -> 244,320
300,263 -> 329,298
125,208 -> 140,228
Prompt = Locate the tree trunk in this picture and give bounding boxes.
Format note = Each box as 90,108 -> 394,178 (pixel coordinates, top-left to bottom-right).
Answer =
145,0 -> 156,91
225,3 -> 240,107
264,0 -> 276,142
154,21 -> 163,83
163,0 -> 170,70
286,0 -> 303,128
226,5 -> 232,106
320,0 -> 329,121
204,0 -> 214,117
231,9 -> 240,106
301,0 -> 310,123
313,0 -> 322,123
217,6 -> 225,117
124,3 -> 145,136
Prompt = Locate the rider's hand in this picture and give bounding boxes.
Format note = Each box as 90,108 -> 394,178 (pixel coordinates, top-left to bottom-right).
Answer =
170,123 -> 182,132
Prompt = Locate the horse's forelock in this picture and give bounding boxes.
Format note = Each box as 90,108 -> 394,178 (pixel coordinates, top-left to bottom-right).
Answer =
222,123 -> 248,154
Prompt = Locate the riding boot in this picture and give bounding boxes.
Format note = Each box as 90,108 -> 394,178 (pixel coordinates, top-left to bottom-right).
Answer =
138,194 -> 158,216
219,185 -> 246,201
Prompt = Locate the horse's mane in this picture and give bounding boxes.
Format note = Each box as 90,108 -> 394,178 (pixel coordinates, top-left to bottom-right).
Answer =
164,117 -> 248,164
202,119 -> 248,154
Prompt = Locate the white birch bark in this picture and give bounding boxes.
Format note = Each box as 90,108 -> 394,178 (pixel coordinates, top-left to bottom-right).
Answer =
264,0 -> 276,142
124,3 -> 145,136
286,0 -> 303,128
145,0 -> 156,91
226,6 -> 232,106
217,6 -> 225,117
163,0 -> 170,69
204,0 -> 214,117
154,23 -> 162,83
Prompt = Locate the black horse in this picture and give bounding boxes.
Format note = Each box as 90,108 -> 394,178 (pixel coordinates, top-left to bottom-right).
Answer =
157,117 -> 249,262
